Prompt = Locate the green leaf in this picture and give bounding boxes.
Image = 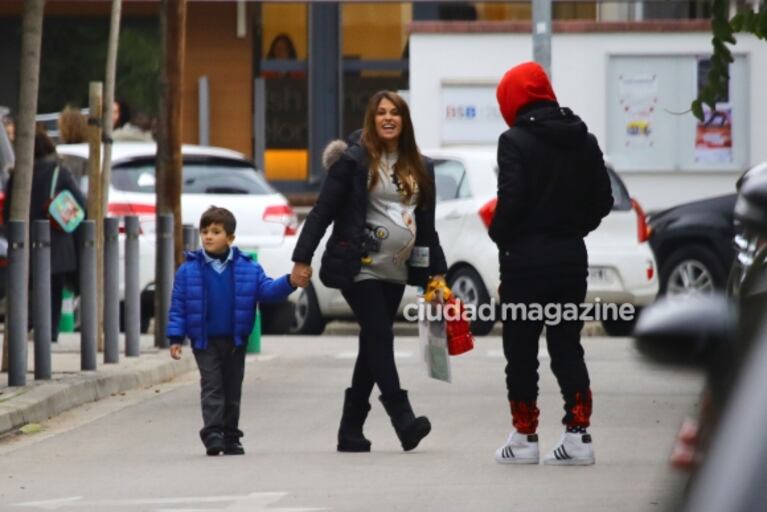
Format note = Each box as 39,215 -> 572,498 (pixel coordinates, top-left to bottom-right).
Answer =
19,423 -> 43,435
692,99 -> 704,121
701,86 -> 716,109
713,39 -> 734,62
759,8 -> 767,39
713,18 -> 736,44
731,13 -> 745,32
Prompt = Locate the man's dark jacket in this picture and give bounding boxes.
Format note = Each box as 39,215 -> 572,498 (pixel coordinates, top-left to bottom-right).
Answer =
489,101 -> 614,278
292,140 -> 447,290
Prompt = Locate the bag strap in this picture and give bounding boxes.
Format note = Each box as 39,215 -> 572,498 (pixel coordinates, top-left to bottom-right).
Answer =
49,165 -> 60,199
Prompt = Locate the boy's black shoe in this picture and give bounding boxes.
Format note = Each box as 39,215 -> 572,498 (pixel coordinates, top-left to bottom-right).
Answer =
223,439 -> 245,455
205,433 -> 225,456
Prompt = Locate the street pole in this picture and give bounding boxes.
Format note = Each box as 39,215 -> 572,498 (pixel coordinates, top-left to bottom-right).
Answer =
532,0 -> 552,79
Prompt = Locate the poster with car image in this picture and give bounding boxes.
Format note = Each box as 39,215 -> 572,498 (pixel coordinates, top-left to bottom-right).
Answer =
695,58 -> 733,164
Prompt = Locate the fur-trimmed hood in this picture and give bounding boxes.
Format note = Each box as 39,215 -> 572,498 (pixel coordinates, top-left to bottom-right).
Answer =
322,139 -> 348,170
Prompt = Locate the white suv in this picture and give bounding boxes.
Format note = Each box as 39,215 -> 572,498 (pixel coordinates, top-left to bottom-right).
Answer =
57,142 -> 298,332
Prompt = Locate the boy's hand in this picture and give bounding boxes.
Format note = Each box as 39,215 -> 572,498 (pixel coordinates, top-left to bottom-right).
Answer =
290,263 -> 312,288
169,344 -> 183,360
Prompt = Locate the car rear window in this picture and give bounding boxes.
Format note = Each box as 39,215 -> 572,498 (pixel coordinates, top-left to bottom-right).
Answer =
607,166 -> 632,211
111,157 -> 276,195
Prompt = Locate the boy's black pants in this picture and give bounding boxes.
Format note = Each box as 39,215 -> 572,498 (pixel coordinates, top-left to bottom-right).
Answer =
500,274 -> 591,425
341,279 -> 406,399
193,336 -> 246,443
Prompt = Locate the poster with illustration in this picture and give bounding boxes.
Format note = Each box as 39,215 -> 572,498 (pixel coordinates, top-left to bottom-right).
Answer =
695,58 -> 733,164
618,73 -> 658,149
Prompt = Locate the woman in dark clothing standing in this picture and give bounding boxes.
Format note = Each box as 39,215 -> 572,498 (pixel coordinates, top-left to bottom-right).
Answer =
4,125 -> 86,342
490,62 -> 614,466
291,90 -> 448,453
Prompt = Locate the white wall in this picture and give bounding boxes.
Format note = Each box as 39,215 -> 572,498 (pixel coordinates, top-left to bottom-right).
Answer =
409,30 -> 767,211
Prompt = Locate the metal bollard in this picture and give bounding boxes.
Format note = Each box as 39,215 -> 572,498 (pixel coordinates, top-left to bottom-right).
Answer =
32,220 -> 52,380
155,214 -> 174,349
124,216 -> 141,357
103,217 -> 120,364
79,220 -> 97,371
7,221 -> 28,386
183,223 -> 198,252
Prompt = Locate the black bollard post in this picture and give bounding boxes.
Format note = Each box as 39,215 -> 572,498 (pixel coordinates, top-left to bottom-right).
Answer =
155,214 -> 174,349
124,216 -> 141,357
103,217 -> 119,364
79,220 -> 97,371
7,220 -> 27,386
32,220 -> 52,380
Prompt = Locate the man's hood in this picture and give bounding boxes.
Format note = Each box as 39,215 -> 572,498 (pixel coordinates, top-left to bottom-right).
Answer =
515,103 -> 589,148
496,61 -> 557,128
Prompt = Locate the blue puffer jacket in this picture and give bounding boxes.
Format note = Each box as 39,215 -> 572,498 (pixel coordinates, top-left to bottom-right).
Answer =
167,247 -> 295,349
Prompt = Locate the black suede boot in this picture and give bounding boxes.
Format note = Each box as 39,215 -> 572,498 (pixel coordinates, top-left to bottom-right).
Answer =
379,390 -> 431,451
337,388 -> 372,452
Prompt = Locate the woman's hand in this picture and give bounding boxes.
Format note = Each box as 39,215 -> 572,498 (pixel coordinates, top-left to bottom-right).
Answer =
424,274 -> 452,303
290,262 -> 312,288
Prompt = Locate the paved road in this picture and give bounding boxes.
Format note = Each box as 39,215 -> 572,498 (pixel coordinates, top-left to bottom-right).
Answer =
0,335 -> 701,512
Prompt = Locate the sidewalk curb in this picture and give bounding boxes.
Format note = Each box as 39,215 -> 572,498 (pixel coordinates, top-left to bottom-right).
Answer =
0,356 -> 196,436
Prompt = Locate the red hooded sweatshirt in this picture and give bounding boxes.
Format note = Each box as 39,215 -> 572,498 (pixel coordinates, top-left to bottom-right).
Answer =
496,61 -> 557,127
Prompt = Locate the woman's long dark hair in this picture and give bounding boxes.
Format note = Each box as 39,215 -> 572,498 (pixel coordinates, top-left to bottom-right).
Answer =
361,91 -> 433,208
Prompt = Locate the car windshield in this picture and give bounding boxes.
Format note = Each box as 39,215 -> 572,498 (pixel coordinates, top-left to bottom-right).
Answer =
112,158 -> 276,195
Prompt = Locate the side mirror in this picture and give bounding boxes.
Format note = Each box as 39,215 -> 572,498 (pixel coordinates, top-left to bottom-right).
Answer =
735,173 -> 767,234
633,294 -> 736,367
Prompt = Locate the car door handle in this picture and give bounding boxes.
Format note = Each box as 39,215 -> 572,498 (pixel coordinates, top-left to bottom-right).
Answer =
445,210 -> 461,220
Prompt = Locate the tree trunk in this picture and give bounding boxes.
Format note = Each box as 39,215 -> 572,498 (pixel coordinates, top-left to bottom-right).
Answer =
87,84 -> 104,353
155,0 -> 186,347
2,0 -> 45,373
99,0 -> 122,352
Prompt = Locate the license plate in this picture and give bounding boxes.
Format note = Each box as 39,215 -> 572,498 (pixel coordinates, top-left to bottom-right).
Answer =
588,267 -> 613,285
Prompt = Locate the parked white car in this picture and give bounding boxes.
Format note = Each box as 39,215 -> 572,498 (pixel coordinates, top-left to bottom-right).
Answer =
258,147 -> 659,337
56,142 -> 298,332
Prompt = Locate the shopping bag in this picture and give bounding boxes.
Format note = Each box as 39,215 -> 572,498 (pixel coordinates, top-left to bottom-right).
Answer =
445,297 -> 475,356
418,297 -> 452,383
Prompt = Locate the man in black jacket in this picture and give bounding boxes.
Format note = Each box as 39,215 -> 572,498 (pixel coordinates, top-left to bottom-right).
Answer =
490,62 -> 613,466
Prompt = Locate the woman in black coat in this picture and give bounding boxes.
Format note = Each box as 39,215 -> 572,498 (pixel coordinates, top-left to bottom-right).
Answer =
291,90 -> 447,453
4,126 -> 86,342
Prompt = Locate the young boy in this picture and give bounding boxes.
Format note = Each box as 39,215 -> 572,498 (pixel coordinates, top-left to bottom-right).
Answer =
168,206 -> 309,456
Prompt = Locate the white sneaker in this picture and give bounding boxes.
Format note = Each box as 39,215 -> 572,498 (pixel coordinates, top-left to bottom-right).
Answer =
495,430 -> 539,464
543,431 -> 595,466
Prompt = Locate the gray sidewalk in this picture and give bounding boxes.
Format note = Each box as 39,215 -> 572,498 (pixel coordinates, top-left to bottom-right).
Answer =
0,334 -> 196,436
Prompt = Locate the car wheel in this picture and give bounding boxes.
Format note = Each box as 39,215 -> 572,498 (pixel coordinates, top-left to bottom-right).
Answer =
660,245 -> 726,297
601,307 -> 642,337
290,283 -> 326,335
448,266 -> 495,336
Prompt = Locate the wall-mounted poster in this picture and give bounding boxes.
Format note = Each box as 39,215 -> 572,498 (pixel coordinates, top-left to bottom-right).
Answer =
618,73 -> 658,149
695,58 -> 733,164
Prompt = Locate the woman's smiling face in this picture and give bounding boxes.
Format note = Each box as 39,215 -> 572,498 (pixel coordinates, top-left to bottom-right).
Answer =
375,97 -> 402,150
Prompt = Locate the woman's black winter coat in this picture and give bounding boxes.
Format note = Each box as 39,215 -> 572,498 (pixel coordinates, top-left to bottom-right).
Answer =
3,156 -> 87,276
292,141 -> 447,290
